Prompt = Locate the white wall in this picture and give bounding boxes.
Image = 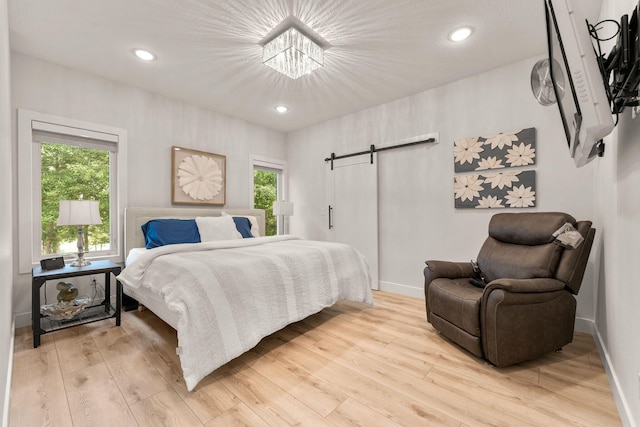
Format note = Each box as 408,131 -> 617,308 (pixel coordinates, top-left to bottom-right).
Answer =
287,57 -> 598,321
0,0 -> 13,424
594,1 -> 640,425
10,52 -> 287,326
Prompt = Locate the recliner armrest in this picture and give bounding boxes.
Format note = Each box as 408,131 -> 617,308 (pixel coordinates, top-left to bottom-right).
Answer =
424,260 -> 475,285
484,277 -> 565,294
480,276 -> 577,367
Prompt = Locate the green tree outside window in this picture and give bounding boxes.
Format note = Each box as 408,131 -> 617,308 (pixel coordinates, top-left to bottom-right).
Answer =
41,143 -> 111,255
253,170 -> 277,236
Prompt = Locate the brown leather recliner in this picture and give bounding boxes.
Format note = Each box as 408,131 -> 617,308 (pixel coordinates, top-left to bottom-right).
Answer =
424,212 -> 595,367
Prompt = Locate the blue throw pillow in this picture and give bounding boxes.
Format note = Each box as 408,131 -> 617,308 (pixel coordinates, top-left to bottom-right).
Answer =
141,219 -> 201,249
232,216 -> 254,238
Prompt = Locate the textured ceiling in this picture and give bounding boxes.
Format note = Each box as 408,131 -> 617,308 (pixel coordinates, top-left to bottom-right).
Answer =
8,0 -> 604,133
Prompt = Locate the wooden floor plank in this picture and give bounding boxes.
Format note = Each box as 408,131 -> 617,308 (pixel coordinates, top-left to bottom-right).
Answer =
9,290 -> 622,427
91,326 -> 171,404
63,362 -> 138,427
248,342 -> 349,417
216,363 -> 334,426
204,402 -> 269,427
327,397 -> 405,427
121,310 -> 190,395
278,341 -> 461,426
177,369 -> 241,424
53,325 -> 104,375
425,364 -> 584,426
129,389 -> 204,427
9,342 -> 73,427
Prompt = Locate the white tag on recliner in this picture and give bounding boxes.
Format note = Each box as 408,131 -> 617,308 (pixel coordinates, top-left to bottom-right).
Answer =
552,223 -> 584,249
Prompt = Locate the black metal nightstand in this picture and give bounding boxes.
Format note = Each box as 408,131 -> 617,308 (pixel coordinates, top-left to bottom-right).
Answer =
31,259 -> 122,348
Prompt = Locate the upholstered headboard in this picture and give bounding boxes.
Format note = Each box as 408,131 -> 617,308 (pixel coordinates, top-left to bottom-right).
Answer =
124,207 -> 266,257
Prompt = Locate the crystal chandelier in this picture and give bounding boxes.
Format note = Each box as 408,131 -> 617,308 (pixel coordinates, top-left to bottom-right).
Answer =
263,27 -> 324,79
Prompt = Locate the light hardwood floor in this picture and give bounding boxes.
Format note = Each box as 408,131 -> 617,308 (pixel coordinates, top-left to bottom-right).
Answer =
10,291 -> 621,426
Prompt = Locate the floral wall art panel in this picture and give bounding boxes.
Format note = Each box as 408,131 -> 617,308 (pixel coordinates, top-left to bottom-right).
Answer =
453,128 -> 536,173
172,146 -> 226,205
454,170 -> 536,209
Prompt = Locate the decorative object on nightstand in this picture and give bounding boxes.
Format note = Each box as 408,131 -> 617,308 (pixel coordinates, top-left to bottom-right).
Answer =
56,282 -> 78,302
57,199 -> 102,267
39,281 -> 85,321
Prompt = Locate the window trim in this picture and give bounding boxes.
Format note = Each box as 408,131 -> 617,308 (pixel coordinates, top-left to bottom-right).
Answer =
18,109 -> 127,274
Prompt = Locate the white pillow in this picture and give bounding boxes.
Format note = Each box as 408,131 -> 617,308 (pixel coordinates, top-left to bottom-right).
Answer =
195,216 -> 242,241
221,212 -> 260,237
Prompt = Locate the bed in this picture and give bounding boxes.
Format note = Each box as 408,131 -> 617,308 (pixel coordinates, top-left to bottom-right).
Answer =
117,207 -> 373,391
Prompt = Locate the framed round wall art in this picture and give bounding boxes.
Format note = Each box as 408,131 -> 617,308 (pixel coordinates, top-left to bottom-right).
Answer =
171,146 -> 226,205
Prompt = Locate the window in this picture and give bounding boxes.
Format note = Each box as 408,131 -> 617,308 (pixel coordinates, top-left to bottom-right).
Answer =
250,156 -> 287,236
18,110 -> 127,273
40,142 -> 111,256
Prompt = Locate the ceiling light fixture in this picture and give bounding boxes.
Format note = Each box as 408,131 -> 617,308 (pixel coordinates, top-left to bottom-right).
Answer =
133,48 -> 156,61
263,27 -> 324,79
448,27 -> 473,42
275,105 -> 289,113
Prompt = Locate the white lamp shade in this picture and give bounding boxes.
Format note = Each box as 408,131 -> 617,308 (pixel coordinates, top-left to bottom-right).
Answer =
57,200 -> 102,226
272,201 -> 294,216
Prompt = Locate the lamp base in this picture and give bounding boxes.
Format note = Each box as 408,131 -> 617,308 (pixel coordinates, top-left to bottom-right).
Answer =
70,254 -> 91,267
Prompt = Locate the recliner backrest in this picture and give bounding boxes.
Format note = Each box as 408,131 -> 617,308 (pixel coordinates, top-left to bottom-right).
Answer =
555,221 -> 595,294
476,212 -> 576,283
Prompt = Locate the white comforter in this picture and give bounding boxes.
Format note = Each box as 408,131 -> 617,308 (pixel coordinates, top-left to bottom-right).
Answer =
117,235 -> 373,391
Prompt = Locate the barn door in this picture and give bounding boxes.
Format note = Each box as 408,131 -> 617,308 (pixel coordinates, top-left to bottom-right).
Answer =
327,154 -> 379,290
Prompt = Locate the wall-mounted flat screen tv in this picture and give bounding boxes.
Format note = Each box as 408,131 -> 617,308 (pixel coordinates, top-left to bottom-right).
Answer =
545,0 -> 614,167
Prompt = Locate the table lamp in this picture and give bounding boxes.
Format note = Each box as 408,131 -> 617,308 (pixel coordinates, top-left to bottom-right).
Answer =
57,200 -> 102,267
272,201 -> 294,234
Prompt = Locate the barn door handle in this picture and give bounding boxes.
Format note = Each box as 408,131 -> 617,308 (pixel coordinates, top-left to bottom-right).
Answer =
328,205 -> 333,229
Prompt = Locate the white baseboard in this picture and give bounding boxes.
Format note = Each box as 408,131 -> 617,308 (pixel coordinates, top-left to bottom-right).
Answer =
573,318 -> 633,425
3,318 -> 15,427
574,316 -> 594,334
379,281 -> 425,299
592,325 -> 636,427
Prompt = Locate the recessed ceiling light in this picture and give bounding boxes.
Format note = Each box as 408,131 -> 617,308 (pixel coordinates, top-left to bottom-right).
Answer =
133,48 -> 156,61
448,27 -> 473,42
275,105 -> 288,113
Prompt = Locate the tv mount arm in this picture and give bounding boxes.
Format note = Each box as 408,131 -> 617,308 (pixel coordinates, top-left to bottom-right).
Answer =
593,3 -> 640,115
